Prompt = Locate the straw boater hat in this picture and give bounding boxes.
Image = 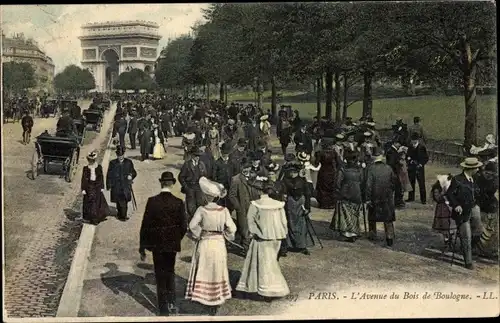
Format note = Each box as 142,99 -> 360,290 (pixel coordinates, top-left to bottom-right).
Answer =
199,177 -> 227,199
159,171 -> 176,185
87,150 -> 98,160
297,151 -> 311,162
335,133 -> 345,141
364,131 -> 373,138
460,157 -> 483,169
228,119 -> 236,125
260,115 -> 268,121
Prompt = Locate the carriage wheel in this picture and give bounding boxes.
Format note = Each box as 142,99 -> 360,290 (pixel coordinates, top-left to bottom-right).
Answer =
65,150 -> 78,182
31,150 -> 39,180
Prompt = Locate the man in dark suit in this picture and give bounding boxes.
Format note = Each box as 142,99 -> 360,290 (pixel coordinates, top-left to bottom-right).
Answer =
178,147 -> 208,220
385,140 -> 405,208
212,142 -> 234,209
229,138 -> 248,176
139,171 -> 187,316
115,115 -> 128,151
21,110 -> 34,145
106,146 -> 137,221
56,111 -> 74,135
127,112 -> 138,149
445,157 -> 484,270
406,133 -> 429,204
293,123 -> 313,154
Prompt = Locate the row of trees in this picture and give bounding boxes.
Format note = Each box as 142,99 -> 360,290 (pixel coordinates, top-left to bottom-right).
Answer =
2,62 -> 37,95
53,65 -> 95,94
155,2 -> 496,146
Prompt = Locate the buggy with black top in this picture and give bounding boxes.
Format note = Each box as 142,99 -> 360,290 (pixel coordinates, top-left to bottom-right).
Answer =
83,103 -> 104,132
30,132 -> 81,182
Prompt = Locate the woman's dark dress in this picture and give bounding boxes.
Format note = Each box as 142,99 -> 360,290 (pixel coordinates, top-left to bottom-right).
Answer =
315,149 -> 340,209
81,165 -> 110,224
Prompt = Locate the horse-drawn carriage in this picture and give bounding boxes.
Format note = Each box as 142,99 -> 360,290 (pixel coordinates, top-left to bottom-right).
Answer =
31,134 -> 80,182
41,99 -> 59,118
72,118 -> 87,145
83,108 -> 104,132
101,98 -> 111,110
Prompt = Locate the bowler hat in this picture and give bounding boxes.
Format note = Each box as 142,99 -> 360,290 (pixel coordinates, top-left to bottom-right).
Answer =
285,153 -> 296,162
221,142 -> 232,154
115,146 -> 126,156
190,147 -> 203,156
237,138 -> 247,147
460,157 -> 483,169
159,171 -> 176,185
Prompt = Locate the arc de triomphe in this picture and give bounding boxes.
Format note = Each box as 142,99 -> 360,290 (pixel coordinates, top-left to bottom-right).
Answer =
79,20 -> 161,92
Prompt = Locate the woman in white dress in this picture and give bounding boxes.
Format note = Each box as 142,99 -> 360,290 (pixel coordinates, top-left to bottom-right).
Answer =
152,124 -> 166,160
185,177 -> 237,315
236,181 -> 290,300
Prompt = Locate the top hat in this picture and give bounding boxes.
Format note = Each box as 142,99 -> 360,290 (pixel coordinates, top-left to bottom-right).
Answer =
159,171 -> 176,185
460,157 -> 483,169
115,146 -> 126,156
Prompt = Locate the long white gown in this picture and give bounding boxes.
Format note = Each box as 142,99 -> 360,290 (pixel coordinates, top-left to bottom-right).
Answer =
236,195 -> 290,297
185,202 -> 237,306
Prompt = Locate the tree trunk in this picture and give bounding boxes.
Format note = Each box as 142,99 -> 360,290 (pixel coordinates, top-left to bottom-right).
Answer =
206,83 -> 210,102
203,84 -> 206,98
334,71 -> 341,123
325,70 -> 333,120
271,75 -> 277,118
316,76 -> 322,118
225,83 -> 228,104
362,70 -> 373,117
219,81 -> 224,101
342,72 -> 349,120
257,77 -> 263,112
462,36 -> 478,149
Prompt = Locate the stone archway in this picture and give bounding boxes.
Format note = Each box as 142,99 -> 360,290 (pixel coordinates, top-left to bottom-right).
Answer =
102,49 -> 119,92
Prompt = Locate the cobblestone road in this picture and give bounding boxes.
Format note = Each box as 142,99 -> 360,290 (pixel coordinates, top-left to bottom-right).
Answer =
3,102 -> 117,318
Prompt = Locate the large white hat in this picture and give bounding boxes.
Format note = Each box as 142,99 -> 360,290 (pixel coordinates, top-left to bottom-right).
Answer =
199,177 -> 227,198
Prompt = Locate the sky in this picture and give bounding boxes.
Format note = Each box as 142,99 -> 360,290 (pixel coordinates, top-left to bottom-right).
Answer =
1,4 -> 208,73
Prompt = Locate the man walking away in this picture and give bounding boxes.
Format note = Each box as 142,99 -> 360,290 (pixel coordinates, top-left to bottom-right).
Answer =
21,111 -> 34,145
406,133 -> 429,204
139,171 -> 187,316
408,116 -> 427,144
365,149 -> 398,247
128,112 -> 138,149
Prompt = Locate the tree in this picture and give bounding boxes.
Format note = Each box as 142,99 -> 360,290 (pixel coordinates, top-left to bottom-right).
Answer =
53,65 -> 96,94
2,61 -> 36,94
115,68 -> 157,91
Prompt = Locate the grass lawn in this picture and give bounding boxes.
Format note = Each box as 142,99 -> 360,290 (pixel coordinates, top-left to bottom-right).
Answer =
223,91 -> 497,142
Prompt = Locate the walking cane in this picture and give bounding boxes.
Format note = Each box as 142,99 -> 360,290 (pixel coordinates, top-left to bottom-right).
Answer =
305,213 -> 324,249
362,203 -> 367,236
130,184 -> 138,211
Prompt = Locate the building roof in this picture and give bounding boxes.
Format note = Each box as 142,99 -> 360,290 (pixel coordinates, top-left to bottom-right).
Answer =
2,36 -> 44,52
82,20 -> 159,29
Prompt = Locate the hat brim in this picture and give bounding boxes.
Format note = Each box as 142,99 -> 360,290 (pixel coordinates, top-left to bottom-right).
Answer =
159,178 -> 177,184
460,161 -> 483,168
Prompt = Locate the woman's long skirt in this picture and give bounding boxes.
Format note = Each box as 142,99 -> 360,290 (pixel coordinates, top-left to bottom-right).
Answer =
152,142 -> 165,159
185,235 -> 232,306
236,239 -> 290,297
330,200 -> 362,237
82,182 -> 109,224
285,196 -> 315,249
432,203 -> 456,235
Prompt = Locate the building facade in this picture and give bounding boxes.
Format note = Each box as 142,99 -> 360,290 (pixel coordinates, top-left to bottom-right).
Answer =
79,20 -> 161,92
1,32 -> 55,93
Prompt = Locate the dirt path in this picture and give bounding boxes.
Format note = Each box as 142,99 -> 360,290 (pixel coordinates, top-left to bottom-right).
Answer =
77,135 -> 498,318
3,101 -> 117,317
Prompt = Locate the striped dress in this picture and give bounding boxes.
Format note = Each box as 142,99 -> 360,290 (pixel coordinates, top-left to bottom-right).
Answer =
185,203 -> 237,306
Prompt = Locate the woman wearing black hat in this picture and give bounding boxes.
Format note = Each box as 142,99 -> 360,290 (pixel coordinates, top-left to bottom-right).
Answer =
81,151 -> 109,224
315,139 -> 341,209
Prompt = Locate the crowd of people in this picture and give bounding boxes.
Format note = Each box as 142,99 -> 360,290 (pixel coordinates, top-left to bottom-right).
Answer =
44,92 -> 496,317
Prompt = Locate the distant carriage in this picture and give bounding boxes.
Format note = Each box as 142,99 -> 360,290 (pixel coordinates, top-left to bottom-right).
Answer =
72,118 -> 87,145
83,109 -> 104,132
31,134 -> 81,182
